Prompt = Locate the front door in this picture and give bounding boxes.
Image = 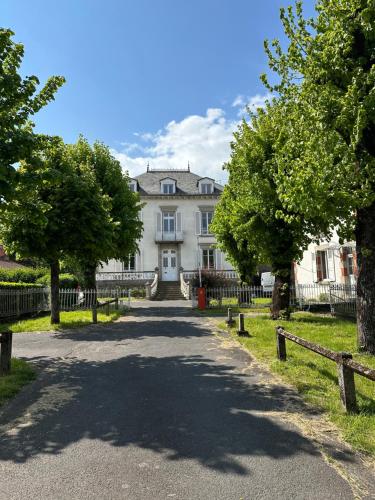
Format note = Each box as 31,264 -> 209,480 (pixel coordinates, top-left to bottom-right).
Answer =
162,249 -> 178,281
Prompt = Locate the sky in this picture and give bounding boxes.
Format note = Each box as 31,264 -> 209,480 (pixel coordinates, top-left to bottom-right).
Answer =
2,0 -> 316,183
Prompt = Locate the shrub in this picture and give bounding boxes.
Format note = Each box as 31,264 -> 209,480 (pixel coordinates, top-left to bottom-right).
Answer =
36,273 -> 79,289
0,282 -> 45,289
190,270 -> 234,288
0,267 -> 48,283
130,288 -> 146,298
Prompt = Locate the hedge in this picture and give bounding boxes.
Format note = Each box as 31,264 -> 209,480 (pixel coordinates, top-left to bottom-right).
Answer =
0,282 -> 45,289
36,273 -> 79,289
0,267 -> 48,284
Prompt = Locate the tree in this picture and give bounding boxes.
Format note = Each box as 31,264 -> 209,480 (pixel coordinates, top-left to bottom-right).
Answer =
211,104 -> 320,318
262,1 -> 375,352
64,137 -> 143,289
0,28 -> 64,200
0,138 -> 113,323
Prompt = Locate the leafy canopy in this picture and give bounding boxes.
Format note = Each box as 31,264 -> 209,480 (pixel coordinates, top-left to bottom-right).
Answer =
0,28 -> 64,199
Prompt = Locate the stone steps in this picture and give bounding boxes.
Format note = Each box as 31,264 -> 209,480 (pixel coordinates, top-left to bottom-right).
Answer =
153,281 -> 186,301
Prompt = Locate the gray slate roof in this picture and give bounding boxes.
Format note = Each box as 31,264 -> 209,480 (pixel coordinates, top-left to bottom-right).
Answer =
134,169 -> 223,196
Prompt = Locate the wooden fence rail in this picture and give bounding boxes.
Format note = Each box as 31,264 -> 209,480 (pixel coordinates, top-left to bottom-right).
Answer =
275,326 -> 375,413
92,298 -> 119,324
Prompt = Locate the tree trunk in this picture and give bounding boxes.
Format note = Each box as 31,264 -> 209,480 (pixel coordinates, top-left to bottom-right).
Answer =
271,271 -> 291,320
83,264 -> 97,308
83,264 -> 97,290
356,201 -> 375,354
50,260 -> 60,324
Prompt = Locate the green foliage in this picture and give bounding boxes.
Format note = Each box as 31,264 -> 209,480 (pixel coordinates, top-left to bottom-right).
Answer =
0,281 -> 44,289
64,137 -> 143,286
211,103 -> 316,285
262,0 -> 375,239
36,273 -> 78,289
0,28 -> 64,200
0,137 -> 114,267
190,271 -> 233,288
0,267 -> 47,283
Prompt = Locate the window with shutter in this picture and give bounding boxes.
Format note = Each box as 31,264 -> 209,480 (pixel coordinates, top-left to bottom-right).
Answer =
195,212 -> 201,235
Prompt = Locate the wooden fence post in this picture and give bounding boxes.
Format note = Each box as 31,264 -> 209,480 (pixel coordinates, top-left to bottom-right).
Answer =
92,304 -> 97,324
0,332 -> 12,376
276,327 -> 287,361
115,297 -> 119,310
337,352 -> 357,413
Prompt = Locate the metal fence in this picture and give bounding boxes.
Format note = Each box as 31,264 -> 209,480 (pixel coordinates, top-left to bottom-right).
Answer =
0,288 -> 50,319
193,283 -> 357,318
0,287 -> 132,320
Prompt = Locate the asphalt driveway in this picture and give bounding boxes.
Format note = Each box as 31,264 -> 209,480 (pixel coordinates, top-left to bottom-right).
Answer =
0,303 -> 359,499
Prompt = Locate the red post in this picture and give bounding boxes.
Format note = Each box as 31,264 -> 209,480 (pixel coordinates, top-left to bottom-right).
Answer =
198,287 -> 206,310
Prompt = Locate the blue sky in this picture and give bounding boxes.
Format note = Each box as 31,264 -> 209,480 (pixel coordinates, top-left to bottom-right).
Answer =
2,0 -> 316,181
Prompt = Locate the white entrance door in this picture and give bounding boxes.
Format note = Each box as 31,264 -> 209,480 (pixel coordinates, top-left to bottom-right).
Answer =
162,249 -> 178,281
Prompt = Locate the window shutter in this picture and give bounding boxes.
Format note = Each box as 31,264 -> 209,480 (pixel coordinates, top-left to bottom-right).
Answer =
327,249 -> 336,281
176,212 -> 182,232
157,212 -> 162,232
311,252 -> 318,282
195,212 -> 201,235
215,249 -> 222,270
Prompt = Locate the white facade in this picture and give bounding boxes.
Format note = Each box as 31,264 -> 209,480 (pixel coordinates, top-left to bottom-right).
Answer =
294,232 -> 357,286
99,168 -> 233,281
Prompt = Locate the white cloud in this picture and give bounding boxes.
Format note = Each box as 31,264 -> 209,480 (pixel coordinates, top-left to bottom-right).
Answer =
112,108 -> 237,183
232,92 -> 272,117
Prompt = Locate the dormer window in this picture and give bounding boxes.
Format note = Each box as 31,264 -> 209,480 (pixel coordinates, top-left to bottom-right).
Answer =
198,177 -> 214,194
160,178 -> 176,194
200,183 -> 212,194
129,180 -> 137,192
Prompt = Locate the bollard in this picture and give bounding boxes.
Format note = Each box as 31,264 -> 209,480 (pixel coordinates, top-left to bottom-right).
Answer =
337,352 -> 357,413
225,307 -> 235,327
237,313 -> 250,337
0,332 -> 12,376
92,304 -> 98,324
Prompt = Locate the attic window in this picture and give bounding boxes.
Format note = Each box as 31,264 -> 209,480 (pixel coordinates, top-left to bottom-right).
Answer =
160,179 -> 176,194
129,180 -> 137,192
200,183 -> 212,194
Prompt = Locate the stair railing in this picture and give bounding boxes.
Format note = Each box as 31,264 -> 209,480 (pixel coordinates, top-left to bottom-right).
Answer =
180,272 -> 190,300
150,272 -> 159,299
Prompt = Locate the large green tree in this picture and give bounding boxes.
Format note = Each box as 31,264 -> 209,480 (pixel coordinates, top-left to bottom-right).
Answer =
0,28 -> 64,199
212,104 -> 322,318
65,137 -> 143,289
0,139 -> 113,323
262,1 -> 375,352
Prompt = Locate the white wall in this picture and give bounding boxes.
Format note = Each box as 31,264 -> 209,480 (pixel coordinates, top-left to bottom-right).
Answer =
102,197 -> 233,273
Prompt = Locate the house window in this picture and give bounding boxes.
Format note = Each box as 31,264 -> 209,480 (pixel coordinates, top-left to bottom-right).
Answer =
200,183 -> 212,194
129,181 -> 137,192
123,254 -> 136,271
162,183 -> 175,194
163,212 -> 175,233
202,248 -> 215,269
348,254 -> 354,276
316,250 -> 328,280
201,211 -> 213,235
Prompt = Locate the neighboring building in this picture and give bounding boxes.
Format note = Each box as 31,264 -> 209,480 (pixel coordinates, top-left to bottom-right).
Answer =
97,167 -> 236,288
294,232 -> 357,287
0,244 -> 26,270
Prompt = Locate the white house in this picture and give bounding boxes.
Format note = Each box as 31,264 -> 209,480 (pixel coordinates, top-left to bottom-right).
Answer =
97,167 -> 236,289
294,232 -> 357,287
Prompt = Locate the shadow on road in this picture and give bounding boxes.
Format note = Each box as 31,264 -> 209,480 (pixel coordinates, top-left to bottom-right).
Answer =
0,348 -> 353,473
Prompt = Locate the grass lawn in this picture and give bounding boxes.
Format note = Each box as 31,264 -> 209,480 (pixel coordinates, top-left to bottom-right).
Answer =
0,310 -> 122,333
0,358 -> 36,407
219,313 -> 375,456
